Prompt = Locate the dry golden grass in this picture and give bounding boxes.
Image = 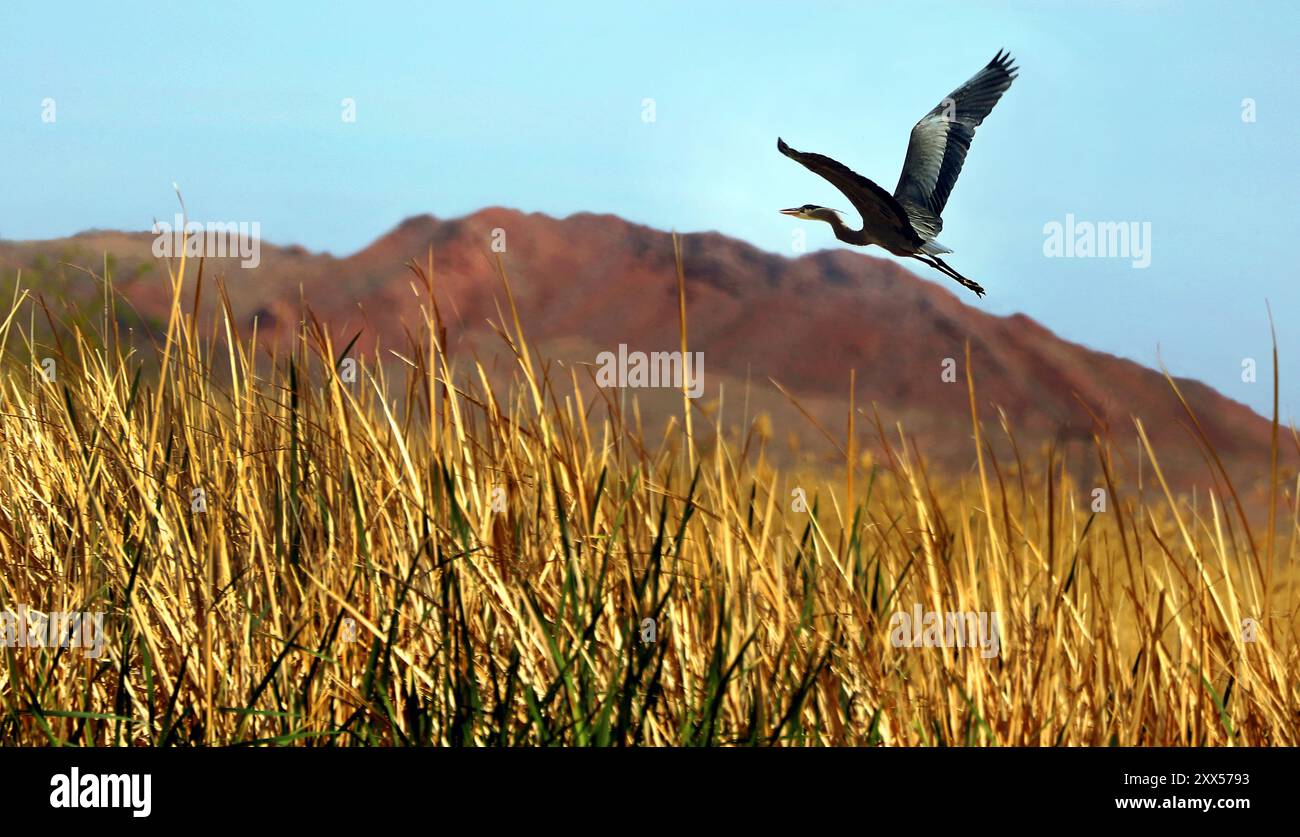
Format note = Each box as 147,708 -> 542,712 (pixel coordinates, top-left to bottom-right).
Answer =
0,241 -> 1296,746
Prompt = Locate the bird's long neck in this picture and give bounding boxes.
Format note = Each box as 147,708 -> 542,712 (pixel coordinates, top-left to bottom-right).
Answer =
825,213 -> 869,246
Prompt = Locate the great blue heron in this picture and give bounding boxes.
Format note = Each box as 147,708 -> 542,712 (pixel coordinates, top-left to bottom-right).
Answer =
778,50 -> 1018,297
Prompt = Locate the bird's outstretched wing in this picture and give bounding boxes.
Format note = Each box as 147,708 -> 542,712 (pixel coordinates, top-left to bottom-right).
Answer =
777,137 -> 917,242
893,50 -> 1018,240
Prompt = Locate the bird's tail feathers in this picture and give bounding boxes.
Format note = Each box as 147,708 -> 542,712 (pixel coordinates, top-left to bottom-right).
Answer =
920,239 -> 953,255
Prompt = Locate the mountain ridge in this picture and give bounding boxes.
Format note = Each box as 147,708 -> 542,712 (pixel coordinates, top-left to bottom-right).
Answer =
0,207 -> 1284,494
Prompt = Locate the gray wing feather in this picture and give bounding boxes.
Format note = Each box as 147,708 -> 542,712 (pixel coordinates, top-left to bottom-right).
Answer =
894,50 -> 1018,240
777,137 -> 918,242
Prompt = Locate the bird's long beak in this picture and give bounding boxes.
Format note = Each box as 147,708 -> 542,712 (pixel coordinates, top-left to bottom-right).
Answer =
779,208 -> 800,216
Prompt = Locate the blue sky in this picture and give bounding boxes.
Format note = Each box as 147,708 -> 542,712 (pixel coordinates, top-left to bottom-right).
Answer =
2,0 -> 1297,419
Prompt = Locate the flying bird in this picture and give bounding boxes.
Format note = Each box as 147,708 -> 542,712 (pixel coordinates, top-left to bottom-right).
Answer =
778,50 -> 1018,297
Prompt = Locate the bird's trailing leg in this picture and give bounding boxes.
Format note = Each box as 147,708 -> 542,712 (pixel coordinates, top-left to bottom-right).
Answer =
932,256 -> 986,298
910,254 -> 986,298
